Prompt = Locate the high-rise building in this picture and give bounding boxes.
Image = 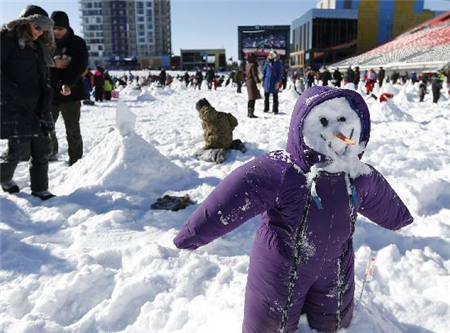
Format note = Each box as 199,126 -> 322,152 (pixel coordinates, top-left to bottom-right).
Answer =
79,0 -> 171,68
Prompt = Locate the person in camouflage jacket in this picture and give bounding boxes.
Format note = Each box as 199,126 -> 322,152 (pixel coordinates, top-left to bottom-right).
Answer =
195,98 -> 246,163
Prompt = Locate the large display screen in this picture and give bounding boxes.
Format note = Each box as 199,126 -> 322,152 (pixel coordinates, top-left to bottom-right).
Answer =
239,26 -> 289,59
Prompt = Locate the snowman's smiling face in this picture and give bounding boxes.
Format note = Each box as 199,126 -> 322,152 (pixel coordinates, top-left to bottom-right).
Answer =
303,97 -> 362,160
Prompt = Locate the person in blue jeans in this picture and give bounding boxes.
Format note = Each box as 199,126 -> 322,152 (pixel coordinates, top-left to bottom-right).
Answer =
262,50 -> 282,114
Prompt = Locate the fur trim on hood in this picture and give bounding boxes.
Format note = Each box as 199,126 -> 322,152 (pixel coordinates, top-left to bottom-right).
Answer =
4,5 -> 54,32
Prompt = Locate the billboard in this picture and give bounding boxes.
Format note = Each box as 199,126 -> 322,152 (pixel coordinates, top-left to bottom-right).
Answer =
238,26 -> 290,60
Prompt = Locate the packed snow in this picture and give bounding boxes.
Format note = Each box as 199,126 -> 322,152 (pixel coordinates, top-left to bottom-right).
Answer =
1,75 -> 449,333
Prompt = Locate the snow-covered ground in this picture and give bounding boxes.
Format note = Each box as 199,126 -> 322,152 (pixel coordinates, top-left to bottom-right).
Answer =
1,76 -> 449,333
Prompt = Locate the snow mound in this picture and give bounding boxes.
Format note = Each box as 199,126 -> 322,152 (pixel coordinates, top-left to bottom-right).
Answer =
54,129 -> 193,196
172,80 -> 187,92
281,88 -> 301,102
347,300 -> 405,333
380,82 -> 398,96
116,101 -> 136,135
137,88 -> 156,101
370,100 -> 413,122
120,85 -> 142,98
395,81 -> 417,103
411,178 -> 450,215
151,85 -> 174,96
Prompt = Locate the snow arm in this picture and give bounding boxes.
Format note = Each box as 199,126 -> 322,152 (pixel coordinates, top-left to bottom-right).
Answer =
173,155 -> 283,250
356,166 -> 413,231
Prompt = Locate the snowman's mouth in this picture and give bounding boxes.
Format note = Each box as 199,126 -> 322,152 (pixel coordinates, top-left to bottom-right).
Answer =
320,128 -> 356,157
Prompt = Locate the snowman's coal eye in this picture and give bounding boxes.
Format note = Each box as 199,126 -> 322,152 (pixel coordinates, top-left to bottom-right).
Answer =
320,117 -> 328,127
338,117 -> 346,122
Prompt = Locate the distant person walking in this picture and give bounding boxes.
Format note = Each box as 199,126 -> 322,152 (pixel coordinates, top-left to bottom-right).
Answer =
418,78 -> 427,102
320,66 -> 332,86
103,71 -> 113,101
195,68 -> 203,90
431,74 -> 442,103
49,11 -> 89,166
158,67 -> 166,87
235,66 -> 244,93
184,71 -> 190,87
344,66 -> 355,86
245,53 -> 261,118
378,67 -> 385,87
305,68 -> 315,88
93,66 -> 105,102
262,50 -> 282,114
205,66 -> 215,91
1,5 -> 56,200
353,66 -> 361,89
333,67 -> 342,87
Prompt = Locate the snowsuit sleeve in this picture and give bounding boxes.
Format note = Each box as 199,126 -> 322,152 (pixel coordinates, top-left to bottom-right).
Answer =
356,166 -> 413,230
173,155 -> 285,250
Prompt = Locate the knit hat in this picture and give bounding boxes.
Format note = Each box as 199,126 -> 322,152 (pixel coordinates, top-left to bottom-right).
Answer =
51,11 -> 70,28
5,5 -> 54,31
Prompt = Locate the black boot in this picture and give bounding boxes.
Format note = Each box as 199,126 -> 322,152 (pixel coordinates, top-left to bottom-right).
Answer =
248,108 -> 258,118
264,92 -> 270,112
273,93 -> 279,114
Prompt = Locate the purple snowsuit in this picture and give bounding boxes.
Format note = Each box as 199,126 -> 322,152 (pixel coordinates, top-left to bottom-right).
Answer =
174,86 -> 413,333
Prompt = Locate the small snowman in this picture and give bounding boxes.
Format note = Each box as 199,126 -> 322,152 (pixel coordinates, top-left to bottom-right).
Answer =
174,86 -> 413,333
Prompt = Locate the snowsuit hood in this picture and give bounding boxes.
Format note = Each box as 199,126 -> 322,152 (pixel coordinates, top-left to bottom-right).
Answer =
286,86 -> 371,173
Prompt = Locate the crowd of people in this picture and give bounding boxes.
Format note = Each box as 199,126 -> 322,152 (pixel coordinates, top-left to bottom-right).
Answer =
293,65 -> 449,104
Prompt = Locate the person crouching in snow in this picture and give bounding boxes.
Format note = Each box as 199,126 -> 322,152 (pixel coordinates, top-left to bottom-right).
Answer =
194,98 -> 247,164
174,86 -> 413,333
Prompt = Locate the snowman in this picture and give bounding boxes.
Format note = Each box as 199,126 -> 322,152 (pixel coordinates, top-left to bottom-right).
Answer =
174,86 -> 413,333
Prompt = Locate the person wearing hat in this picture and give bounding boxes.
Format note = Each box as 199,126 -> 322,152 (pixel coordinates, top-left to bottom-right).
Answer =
1,5 -> 56,200
49,11 -> 89,166
245,53 -> 261,118
262,50 -> 282,114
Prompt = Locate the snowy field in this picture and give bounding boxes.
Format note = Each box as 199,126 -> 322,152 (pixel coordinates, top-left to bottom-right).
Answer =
1,75 -> 449,333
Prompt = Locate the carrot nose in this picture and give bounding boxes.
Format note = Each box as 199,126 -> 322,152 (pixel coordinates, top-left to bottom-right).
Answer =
334,132 -> 356,145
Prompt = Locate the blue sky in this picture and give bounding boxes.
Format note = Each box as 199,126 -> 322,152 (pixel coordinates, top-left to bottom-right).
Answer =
1,0 -> 449,60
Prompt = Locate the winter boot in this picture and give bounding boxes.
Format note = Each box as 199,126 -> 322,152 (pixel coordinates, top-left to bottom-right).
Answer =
264,92 -> 270,112
1,180 -> 20,194
31,190 -> 56,201
248,108 -> 258,118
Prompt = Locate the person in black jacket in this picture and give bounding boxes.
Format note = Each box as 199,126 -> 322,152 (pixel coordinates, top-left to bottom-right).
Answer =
158,67 -> 166,87
320,66 -> 332,86
333,67 -> 342,87
0,5 -> 56,200
205,66 -> 215,91
49,11 -> 88,166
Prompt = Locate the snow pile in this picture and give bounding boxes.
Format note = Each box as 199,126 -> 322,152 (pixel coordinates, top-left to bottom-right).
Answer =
136,87 -> 156,102
395,81 -> 418,103
54,128 -> 194,196
370,100 -> 413,122
119,84 -> 142,98
116,101 -> 136,135
280,87 -> 301,102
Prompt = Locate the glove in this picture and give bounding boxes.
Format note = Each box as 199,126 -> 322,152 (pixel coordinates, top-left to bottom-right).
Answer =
195,98 -> 210,111
39,111 -> 55,138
